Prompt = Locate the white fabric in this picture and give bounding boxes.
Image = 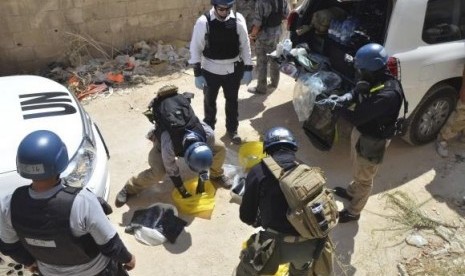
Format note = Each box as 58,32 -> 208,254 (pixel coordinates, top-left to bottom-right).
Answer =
189,8 -> 253,75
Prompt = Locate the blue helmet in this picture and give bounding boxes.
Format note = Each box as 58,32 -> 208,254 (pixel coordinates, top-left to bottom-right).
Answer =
354,43 -> 388,72
184,142 -> 213,174
211,0 -> 235,6
263,127 -> 298,152
16,130 -> 68,180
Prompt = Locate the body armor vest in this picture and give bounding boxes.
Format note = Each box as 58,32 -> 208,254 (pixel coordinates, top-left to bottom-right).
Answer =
11,186 -> 100,265
203,12 -> 240,60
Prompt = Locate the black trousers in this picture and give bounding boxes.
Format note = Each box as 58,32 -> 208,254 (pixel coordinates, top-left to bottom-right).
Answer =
202,63 -> 243,133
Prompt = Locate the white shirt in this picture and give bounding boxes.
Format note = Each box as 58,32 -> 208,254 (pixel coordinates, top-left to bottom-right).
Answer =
189,8 -> 253,75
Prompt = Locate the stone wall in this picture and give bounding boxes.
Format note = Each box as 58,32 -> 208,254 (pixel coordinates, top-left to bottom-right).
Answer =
0,0 -> 210,75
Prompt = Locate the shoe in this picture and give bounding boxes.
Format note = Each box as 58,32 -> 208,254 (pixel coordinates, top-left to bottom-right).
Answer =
338,209 -> 360,223
247,86 -> 266,94
334,187 -> 353,201
115,185 -> 132,208
210,175 -> 233,189
228,131 -> 242,145
435,139 -> 449,158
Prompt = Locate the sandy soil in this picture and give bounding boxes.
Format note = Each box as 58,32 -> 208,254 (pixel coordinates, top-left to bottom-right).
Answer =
82,70 -> 465,276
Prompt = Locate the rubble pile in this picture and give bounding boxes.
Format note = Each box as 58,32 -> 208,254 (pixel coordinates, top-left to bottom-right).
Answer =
41,40 -> 191,101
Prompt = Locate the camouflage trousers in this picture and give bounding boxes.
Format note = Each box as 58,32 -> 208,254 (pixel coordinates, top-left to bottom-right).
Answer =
125,141 -> 226,195
439,100 -> 465,141
346,128 -> 391,215
255,37 -> 280,93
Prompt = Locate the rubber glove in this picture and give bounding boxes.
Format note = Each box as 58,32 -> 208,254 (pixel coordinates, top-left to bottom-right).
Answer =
329,92 -> 353,104
170,176 -> 192,198
241,65 -> 253,85
192,62 -> 206,90
316,98 -> 340,110
195,76 -> 207,90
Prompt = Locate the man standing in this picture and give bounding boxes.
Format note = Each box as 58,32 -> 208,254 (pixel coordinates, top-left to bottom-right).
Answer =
115,85 -> 231,207
235,0 -> 256,32
435,64 -> 465,157
326,43 -> 404,223
247,0 -> 289,94
189,0 -> 253,145
236,127 -> 328,276
0,130 -> 135,275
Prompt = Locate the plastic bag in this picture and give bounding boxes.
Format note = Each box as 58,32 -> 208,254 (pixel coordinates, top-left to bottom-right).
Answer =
293,71 -> 342,122
130,203 -> 178,246
172,177 -> 216,219
293,73 -> 325,122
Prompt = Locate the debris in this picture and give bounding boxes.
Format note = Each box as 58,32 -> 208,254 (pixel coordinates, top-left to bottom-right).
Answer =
405,233 -> 428,247
40,35 -> 191,101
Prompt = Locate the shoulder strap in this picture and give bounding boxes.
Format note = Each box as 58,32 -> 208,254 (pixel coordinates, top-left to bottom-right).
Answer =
262,156 -> 282,179
262,156 -> 284,179
385,79 -> 409,119
204,11 -> 210,49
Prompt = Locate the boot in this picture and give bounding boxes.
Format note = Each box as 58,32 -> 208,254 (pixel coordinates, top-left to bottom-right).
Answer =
171,176 -> 192,198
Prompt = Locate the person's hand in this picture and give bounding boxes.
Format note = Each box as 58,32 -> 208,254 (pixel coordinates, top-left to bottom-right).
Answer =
241,71 -> 253,85
316,98 -> 340,110
123,254 -> 136,271
195,76 -> 207,90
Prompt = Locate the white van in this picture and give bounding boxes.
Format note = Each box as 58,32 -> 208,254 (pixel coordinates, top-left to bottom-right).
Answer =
287,0 -> 465,145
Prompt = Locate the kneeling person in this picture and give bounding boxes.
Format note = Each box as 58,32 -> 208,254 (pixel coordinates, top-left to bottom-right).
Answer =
116,85 -> 232,207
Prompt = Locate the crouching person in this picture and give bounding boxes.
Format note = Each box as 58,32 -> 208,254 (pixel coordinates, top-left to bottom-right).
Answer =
0,130 -> 135,276
236,127 -> 336,276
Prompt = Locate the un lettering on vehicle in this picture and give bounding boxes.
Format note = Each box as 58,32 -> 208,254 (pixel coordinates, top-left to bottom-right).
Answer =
19,92 -> 77,119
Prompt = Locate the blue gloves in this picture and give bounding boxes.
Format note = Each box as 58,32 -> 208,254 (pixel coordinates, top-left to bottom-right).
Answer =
195,76 -> 207,90
192,62 -> 206,90
241,70 -> 253,85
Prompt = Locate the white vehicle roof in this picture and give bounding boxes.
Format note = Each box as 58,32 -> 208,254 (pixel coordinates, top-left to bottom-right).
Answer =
0,75 -> 84,193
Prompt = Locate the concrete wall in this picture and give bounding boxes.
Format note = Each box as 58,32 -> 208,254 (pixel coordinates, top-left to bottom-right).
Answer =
0,0 -> 210,75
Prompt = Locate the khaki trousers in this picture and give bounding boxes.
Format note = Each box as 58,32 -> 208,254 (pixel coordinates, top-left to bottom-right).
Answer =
125,140 -> 226,195
439,100 -> 465,141
346,128 -> 390,215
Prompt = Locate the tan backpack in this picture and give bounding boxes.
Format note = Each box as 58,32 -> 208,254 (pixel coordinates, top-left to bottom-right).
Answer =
263,157 -> 339,239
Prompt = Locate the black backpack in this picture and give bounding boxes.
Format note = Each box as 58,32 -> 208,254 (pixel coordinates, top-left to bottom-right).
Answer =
151,93 -> 205,156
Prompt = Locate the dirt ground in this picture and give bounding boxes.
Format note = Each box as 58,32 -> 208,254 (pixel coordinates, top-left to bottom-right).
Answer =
83,69 -> 465,276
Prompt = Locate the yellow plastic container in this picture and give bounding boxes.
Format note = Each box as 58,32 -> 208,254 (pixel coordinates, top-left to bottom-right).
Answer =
172,177 -> 216,219
238,141 -> 265,171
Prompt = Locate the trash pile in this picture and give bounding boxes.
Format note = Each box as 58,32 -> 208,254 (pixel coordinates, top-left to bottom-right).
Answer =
41,36 -> 191,101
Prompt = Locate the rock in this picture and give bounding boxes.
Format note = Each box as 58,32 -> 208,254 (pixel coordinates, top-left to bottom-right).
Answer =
406,233 -> 428,247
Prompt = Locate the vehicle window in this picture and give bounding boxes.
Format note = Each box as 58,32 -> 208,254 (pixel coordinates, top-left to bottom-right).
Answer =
422,0 -> 464,44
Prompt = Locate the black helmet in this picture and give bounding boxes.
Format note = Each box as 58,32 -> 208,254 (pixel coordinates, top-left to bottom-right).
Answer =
263,127 -> 298,153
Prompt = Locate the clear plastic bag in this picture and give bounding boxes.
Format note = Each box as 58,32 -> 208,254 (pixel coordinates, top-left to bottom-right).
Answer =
293,73 -> 325,122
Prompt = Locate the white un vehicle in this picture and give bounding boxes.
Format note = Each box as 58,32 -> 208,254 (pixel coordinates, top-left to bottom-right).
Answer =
0,75 -> 111,275
284,0 -> 465,145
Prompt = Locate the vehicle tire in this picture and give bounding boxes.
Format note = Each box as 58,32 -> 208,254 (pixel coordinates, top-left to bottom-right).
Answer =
404,84 -> 457,145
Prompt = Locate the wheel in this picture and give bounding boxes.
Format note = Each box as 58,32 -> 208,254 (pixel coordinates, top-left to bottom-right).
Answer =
405,84 -> 457,145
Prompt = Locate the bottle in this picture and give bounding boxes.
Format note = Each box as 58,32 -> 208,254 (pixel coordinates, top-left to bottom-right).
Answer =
283,39 -> 293,52
311,203 -> 328,231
